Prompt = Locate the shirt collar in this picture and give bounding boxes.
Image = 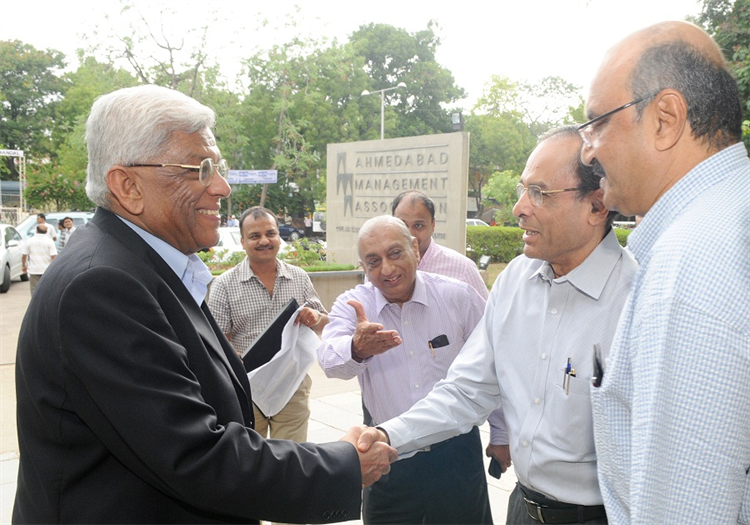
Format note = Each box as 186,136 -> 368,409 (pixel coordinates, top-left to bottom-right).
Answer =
530,228 -> 625,301
117,216 -> 211,305
372,270 -> 428,313
627,143 -> 747,264
240,257 -> 289,281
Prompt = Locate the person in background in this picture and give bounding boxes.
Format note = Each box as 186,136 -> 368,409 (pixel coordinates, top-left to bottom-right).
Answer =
319,215 -> 494,525
21,223 -> 57,296
359,126 -> 638,525
391,190 -> 507,471
13,84 -> 395,524
35,213 -> 57,243
391,190 -> 488,300
58,216 -> 76,251
208,205 -> 328,445
580,21 -> 750,523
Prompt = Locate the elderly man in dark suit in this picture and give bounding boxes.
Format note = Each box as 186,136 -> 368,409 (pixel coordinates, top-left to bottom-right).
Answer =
13,84 -> 395,524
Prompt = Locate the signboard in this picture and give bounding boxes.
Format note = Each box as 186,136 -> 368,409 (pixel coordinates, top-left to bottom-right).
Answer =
0,149 -> 24,157
326,132 -> 470,266
227,169 -> 278,184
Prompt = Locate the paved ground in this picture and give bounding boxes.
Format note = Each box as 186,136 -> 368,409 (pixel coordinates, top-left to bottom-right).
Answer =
0,278 -> 516,524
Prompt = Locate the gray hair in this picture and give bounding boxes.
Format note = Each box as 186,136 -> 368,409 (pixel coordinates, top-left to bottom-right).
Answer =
85,85 -> 216,208
630,40 -> 742,150
357,215 -> 414,259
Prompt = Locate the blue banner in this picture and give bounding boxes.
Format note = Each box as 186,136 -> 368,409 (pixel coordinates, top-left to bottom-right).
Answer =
227,170 -> 278,184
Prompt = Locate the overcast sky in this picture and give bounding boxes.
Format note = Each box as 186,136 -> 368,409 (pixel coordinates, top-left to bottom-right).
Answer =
2,0 -> 703,110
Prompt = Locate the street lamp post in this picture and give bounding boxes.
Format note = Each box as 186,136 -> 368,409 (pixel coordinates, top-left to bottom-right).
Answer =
361,82 -> 406,140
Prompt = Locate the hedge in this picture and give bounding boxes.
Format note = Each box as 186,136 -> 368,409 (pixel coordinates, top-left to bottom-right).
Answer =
466,226 -> 632,264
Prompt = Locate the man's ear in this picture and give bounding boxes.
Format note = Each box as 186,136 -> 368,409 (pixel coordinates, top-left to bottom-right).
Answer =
411,237 -> 420,262
106,167 -> 145,215
588,188 -> 610,226
653,90 -> 688,152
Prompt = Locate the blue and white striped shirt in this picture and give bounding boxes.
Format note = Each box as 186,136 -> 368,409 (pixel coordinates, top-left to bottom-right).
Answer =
592,142 -> 750,524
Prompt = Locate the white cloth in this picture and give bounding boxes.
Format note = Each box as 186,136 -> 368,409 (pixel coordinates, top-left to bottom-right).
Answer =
21,233 -> 57,275
592,143 -> 750,524
381,229 -> 637,506
246,307 -> 319,417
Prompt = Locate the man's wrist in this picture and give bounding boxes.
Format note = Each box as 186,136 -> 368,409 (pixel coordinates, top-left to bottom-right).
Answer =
375,426 -> 390,445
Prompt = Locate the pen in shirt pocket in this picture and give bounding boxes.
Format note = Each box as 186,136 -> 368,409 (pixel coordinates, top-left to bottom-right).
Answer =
428,334 -> 449,358
592,343 -> 604,388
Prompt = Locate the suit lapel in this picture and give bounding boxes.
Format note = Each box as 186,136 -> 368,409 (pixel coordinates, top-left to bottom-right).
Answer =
91,209 -> 253,423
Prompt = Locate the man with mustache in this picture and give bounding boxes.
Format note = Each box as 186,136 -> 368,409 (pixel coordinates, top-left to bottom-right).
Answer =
580,21 -> 750,523
358,126 -> 637,524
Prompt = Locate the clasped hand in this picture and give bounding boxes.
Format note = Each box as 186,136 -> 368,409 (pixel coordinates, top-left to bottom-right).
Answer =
340,426 -> 396,487
347,300 -> 402,361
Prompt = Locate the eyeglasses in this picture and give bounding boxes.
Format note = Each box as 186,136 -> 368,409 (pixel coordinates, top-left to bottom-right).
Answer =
516,183 -> 581,206
577,95 -> 648,148
129,158 -> 229,186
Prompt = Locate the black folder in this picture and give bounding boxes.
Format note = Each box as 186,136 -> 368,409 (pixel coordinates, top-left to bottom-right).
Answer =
241,298 -> 299,373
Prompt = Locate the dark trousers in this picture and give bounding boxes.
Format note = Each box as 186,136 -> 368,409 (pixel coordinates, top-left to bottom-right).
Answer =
363,426 -> 492,525
506,484 -> 608,525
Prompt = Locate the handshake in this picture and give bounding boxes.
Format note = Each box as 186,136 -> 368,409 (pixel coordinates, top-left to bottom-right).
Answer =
339,426 -> 393,487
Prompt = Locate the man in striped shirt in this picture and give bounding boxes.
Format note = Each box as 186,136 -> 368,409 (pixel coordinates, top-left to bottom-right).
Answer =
318,215 -> 493,524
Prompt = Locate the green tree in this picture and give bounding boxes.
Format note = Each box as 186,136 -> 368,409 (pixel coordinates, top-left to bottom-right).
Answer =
25,163 -> 91,211
695,0 -> 750,147
482,170 -> 520,226
0,40 -> 67,180
350,22 -> 466,138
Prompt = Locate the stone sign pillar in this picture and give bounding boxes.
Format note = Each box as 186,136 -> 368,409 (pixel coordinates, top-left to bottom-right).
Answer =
325,132 -> 470,266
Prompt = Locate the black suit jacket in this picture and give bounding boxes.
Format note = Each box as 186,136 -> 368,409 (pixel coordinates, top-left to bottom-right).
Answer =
14,208 -> 360,524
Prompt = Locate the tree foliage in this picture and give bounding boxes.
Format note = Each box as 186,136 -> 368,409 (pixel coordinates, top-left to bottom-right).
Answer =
695,0 -> 750,146
350,22 -> 466,138
482,170 -> 520,226
0,40 -> 67,180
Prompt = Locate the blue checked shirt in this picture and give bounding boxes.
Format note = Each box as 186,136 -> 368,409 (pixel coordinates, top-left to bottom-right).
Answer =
592,142 -> 750,524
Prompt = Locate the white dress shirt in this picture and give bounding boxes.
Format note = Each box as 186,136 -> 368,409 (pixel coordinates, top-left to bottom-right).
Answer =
119,217 -> 212,306
382,229 -> 637,506
318,271 -> 486,425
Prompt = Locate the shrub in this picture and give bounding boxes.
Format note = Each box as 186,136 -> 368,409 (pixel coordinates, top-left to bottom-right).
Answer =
466,226 -> 524,263
614,228 -> 631,247
466,226 -> 632,264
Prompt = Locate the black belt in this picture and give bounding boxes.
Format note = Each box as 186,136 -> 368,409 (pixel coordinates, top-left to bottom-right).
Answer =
521,486 -> 606,524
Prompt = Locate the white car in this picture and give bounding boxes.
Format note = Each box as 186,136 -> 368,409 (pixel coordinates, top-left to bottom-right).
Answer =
466,218 -> 490,227
1,224 -> 29,293
16,211 -> 95,249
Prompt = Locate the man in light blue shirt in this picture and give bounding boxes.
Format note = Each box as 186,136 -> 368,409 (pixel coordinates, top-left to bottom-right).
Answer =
580,21 -> 750,524
359,126 -> 638,524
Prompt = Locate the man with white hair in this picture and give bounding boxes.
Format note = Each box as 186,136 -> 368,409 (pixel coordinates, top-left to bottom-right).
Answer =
318,215 -> 493,524
14,84 -> 395,524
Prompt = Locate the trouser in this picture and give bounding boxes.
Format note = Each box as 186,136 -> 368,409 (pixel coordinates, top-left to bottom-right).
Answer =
252,373 -> 311,442
507,483 -> 608,524
29,274 -> 42,296
363,426 -> 492,525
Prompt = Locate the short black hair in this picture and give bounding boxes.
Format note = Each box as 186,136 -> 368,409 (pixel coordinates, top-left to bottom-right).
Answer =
391,190 -> 435,220
238,206 -> 278,236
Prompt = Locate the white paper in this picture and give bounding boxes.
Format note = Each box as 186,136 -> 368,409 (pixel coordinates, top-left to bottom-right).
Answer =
246,307 -> 320,417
